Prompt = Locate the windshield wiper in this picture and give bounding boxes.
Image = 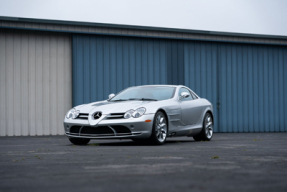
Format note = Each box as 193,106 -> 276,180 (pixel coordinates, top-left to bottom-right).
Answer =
110,99 -> 128,102
128,98 -> 158,101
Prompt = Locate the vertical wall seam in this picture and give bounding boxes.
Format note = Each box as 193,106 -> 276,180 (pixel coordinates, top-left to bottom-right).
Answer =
217,43 -> 220,132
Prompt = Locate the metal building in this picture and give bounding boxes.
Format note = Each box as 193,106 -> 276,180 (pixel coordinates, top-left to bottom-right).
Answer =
0,17 -> 287,136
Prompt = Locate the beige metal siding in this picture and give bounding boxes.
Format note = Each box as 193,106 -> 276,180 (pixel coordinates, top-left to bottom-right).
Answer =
0,30 -> 72,136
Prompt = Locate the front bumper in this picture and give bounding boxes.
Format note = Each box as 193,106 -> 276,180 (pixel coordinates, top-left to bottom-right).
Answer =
63,114 -> 154,139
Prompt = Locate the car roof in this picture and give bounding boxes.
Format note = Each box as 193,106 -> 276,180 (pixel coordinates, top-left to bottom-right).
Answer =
133,84 -> 183,88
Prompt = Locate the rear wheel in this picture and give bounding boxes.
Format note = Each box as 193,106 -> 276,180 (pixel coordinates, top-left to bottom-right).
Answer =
149,111 -> 168,145
193,113 -> 213,141
69,137 -> 90,145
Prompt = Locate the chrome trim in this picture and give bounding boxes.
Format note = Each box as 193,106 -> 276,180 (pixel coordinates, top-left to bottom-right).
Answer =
79,126 -> 84,136
108,126 -> 117,136
80,133 -> 115,137
116,133 -> 133,135
66,132 -> 142,139
105,113 -> 125,120
92,111 -> 102,120
106,115 -> 123,118
75,113 -> 89,120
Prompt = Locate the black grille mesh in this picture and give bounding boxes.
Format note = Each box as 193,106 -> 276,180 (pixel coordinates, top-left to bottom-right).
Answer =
81,126 -> 114,135
70,126 -> 81,133
69,125 -> 131,136
112,126 -> 131,133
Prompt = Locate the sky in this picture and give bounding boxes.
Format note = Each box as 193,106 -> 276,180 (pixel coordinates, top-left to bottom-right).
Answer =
0,0 -> 286,36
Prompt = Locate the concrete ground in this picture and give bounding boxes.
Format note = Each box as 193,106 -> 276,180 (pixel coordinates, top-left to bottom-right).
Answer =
0,133 -> 287,192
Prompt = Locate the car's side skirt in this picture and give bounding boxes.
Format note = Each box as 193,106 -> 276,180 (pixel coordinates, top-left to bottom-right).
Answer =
168,127 -> 202,137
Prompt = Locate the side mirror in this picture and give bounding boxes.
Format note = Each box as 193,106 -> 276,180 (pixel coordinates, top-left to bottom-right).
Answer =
180,92 -> 190,99
108,93 -> 115,99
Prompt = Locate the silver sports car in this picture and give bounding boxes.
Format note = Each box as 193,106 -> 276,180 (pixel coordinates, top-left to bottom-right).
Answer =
64,85 -> 214,145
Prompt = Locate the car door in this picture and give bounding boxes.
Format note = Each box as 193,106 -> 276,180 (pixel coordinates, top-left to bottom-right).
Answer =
178,87 -> 203,125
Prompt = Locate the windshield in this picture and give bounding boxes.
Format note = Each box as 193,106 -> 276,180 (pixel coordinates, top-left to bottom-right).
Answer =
110,86 -> 175,101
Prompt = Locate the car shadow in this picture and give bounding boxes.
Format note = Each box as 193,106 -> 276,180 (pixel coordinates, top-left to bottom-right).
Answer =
84,139 -> 195,146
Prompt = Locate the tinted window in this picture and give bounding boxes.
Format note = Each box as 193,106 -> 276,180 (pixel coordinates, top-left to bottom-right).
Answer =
178,87 -> 193,101
110,86 -> 175,101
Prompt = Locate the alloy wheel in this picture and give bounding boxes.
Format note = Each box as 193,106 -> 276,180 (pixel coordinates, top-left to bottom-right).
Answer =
205,114 -> 213,139
155,113 -> 167,142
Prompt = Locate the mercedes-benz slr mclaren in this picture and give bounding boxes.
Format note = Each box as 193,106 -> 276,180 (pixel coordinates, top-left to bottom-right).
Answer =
64,85 -> 214,145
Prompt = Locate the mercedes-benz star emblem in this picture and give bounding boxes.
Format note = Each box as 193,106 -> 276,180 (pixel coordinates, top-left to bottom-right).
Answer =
93,111 -> 102,119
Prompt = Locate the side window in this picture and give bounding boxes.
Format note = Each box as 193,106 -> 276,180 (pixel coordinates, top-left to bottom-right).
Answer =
178,88 -> 193,101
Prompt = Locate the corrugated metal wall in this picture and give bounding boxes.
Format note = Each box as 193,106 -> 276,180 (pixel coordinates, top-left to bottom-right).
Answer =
183,42 -> 219,132
0,30 -> 72,136
72,35 -> 168,106
183,42 -> 287,132
218,44 -> 287,132
73,34 -> 287,132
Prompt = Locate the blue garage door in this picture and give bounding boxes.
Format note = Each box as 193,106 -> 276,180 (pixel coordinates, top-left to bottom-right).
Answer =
73,34 -> 287,132
184,42 -> 287,132
218,44 -> 287,132
72,35 -> 168,105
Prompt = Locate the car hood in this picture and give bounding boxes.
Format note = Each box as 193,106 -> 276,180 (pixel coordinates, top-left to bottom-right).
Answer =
75,100 -> 154,114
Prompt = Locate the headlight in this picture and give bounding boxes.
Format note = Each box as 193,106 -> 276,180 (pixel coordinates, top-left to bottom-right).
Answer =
124,109 -> 134,119
132,107 -> 146,118
124,107 -> 146,119
66,108 -> 80,119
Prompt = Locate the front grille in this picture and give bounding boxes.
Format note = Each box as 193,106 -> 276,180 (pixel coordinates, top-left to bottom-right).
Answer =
81,126 -> 114,135
76,113 -> 89,120
68,125 -> 132,137
76,113 -> 125,120
70,126 -> 81,133
112,126 -> 131,134
105,113 -> 125,119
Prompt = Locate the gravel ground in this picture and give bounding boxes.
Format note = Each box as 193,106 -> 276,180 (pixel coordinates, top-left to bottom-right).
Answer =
0,133 -> 287,192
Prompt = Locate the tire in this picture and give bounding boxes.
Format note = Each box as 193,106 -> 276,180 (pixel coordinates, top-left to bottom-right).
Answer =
69,137 -> 90,145
193,113 -> 213,141
149,111 -> 168,145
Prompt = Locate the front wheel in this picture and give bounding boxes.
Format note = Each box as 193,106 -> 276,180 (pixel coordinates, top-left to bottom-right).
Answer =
69,137 -> 90,145
149,111 -> 168,145
193,113 -> 213,141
